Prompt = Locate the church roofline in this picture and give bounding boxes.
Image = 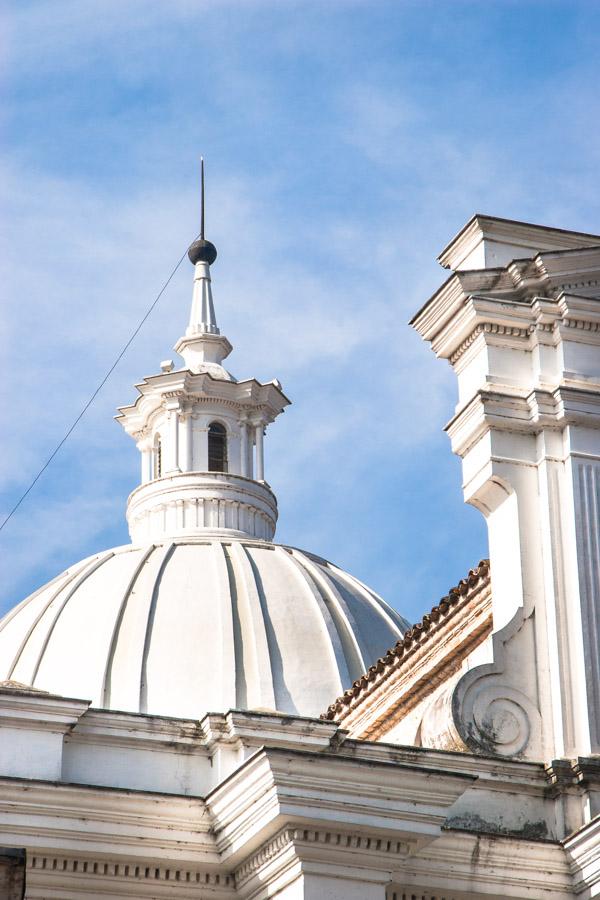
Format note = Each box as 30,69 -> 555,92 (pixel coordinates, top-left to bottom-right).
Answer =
438,213 -> 600,271
322,559 -> 491,727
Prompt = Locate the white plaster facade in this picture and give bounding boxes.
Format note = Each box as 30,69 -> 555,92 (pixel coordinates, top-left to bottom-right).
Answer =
411,215 -> 600,765
1,211 -> 600,898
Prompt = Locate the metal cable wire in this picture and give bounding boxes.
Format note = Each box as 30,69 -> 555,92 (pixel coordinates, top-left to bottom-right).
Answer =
0,242 -> 194,534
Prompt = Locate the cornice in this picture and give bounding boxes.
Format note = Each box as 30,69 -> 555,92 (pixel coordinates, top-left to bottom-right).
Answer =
437,214 -> 484,270
200,709 -> 338,755
68,710 -> 209,756
449,313 -> 600,367
449,322 -> 531,364
346,738 -> 547,786
413,258 -> 600,363
565,815 -> 600,895
449,322 -> 486,365
428,295 -> 536,360
447,384 -> 600,460
0,776 -> 212,838
403,828 -> 571,898
234,825 -> 411,891
564,317 -> 600,334
127,471 -> 277,509
437,213 -> 600,271
207,746 -> 474,864
234,827 -> 294,889
116,371 -> 290,431
0,688 -> 90,732
27,852 -> 234,897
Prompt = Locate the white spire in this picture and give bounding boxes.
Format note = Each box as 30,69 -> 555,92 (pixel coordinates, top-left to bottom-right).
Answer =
173,261 -> 232,374
187,261 -> 219,336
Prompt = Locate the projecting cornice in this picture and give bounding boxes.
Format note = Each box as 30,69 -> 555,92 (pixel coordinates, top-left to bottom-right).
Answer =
0,777 -> 217,861
200,709 -> 339,754
412,249 -> 600,362
116,368 -> 290,435
206,746 -> 475,866
446,384 -> 600,460
438,213 -> 600,272
0,686 -> 90,733
233,825 -> 409,896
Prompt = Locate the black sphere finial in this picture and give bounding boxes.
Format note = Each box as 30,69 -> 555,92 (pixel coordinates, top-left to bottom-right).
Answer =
188,157 -> 217,266
188,238 -> 218,266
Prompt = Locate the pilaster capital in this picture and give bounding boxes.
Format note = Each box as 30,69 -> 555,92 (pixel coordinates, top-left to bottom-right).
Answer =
163,392 -> 183,411
234,825 -> 401,896
136,436 -> 153,452
178,398 -> 196,417
134,425 -> 152,444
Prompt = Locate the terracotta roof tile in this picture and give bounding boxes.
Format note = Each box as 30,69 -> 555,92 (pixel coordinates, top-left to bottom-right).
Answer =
322,559 -> 490,721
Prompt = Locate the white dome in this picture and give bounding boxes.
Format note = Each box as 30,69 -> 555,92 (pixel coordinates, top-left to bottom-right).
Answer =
0,538 -> 408,720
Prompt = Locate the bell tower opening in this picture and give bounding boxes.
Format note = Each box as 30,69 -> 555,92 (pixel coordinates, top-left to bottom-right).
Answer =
208,422 -> 227,472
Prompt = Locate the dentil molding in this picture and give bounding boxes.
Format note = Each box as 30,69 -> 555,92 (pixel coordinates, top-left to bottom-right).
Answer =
234,826 -> 411,890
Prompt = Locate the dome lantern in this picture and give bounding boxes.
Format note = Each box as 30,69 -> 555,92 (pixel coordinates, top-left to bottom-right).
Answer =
116,161 -> 290,543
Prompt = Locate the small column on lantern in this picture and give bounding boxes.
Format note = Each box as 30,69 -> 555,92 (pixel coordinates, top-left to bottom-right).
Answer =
247,428 -> 254,480
182,407 -> 193,472
196,423 -> 209,471
165,401 -> 181,473
240,420 -> 249,477
138,436 -> 153,484
255,421 -> 265,482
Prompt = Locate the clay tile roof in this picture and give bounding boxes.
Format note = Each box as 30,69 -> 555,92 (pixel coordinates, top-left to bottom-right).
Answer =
321,559 -> 490,721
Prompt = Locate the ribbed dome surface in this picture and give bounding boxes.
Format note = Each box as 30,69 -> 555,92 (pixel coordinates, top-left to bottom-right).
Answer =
0,539 -> 408,719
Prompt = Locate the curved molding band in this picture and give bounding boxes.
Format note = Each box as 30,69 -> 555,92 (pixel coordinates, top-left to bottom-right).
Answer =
127,472 -> 278,542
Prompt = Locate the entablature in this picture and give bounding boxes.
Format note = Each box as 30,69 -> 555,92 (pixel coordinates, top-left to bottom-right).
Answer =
117,369 -> 290,436
413,247 -> 600,366
446,385 -> 600,460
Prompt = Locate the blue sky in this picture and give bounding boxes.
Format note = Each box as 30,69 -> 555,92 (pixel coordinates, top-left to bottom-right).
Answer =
2,0 -> 600,624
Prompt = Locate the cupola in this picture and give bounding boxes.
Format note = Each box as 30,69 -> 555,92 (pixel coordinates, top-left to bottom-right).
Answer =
116,161 -> 290,543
